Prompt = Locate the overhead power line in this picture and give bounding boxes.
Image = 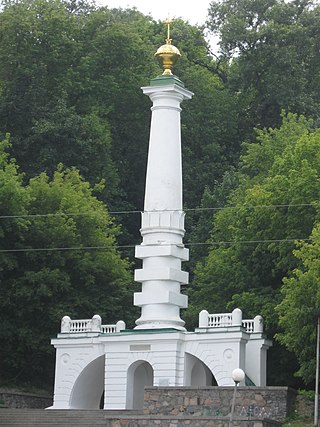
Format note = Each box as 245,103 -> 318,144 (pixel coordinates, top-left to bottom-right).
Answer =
0,203 -> 316,219
185,203 -> 316,212
0,245 -> 134,253
0,237 -> 319,253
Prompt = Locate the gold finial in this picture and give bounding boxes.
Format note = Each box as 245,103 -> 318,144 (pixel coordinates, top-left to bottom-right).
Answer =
155,17 -> 181,76
165,17 -> 173,44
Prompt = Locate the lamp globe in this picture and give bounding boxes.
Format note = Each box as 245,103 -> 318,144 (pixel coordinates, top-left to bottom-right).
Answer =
232,368 -> 245,384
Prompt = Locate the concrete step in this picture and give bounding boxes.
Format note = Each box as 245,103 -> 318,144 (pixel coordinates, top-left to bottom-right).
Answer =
0,409 -> 142,426
0,409 -> 282,427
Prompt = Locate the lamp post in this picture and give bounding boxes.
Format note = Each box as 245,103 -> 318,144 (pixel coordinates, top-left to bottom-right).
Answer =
315,313 -> 320,427
229,368 -> 245,427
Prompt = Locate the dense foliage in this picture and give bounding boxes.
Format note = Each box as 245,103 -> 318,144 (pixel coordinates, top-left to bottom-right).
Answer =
207,0 -> 320,131
277,221 -> 320,383
0,137 -> 134,387
187,113 -> 320,386
0,0 -> 319,389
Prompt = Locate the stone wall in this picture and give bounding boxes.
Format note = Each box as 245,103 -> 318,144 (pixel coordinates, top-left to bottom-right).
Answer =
143,386 -> 296,422
0,390 -> 52,409
294,394 -> 314,418
103,418 -> 281,427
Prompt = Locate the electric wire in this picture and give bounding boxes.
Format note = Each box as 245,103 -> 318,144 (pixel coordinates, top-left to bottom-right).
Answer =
0,203 -> 316,219
1,237 -> 319,253
0,203 -> 317,252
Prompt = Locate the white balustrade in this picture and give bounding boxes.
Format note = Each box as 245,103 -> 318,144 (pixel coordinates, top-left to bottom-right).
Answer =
101,324 -> 116,334
242,319 -> 254,333
208,313 -> 233,327
198,308 -> 263,333
70,319 -> 92,333
102,320 -> 126,334
60,315 -> 125,334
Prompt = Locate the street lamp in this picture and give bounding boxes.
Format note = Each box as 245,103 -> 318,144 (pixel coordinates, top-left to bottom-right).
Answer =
229,368 -> 245,427
315,312 -> 320,427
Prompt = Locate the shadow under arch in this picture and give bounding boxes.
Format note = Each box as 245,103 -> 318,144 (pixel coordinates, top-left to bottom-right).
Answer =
126,360 -> 154,409
70,355 -> 104,409
185,353 -> 217,386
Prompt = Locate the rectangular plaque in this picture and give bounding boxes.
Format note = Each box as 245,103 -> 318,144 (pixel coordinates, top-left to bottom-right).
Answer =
130,344 -> 151,352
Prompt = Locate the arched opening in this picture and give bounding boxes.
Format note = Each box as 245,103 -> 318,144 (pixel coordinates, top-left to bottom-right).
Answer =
191,359 -> 217,386
70,355 -> 104,409
185,353 -> 217,386
126,360 -> 154,409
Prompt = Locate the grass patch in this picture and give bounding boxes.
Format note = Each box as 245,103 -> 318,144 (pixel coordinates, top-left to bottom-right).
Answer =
282,413 -> 314,426
0,382 -> 51,396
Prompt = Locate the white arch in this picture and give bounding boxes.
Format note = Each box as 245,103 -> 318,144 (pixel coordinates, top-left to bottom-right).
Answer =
126,360 -> 154,409
185,352 -> 217,386
69,355 -> 104,409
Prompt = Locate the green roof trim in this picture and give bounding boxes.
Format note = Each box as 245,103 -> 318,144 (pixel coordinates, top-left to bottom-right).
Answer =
150,74 -> 184,87
122,328 -> 181,333
101,328 -> 182,336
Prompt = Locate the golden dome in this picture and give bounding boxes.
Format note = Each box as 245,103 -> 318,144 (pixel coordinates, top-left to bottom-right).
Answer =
155,18 -> 181,76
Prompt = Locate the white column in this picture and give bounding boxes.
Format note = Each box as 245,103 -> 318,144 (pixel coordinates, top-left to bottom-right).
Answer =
134,82 -> 193,330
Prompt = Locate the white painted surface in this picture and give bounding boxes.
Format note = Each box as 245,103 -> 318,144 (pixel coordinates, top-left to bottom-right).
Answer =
70,355 -> 104,409
50,324 -> 271,409
134,82 -> 193,331
50,76 -> 272,411
142,85 -> 192,212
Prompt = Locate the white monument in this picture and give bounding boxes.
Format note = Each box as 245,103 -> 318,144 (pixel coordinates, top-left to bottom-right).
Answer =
49,23 -> 271,410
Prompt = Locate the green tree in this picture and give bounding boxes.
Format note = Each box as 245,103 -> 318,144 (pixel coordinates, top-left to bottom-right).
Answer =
206,0 -> 320,130
0,135 -> 30,283
75,6 -> 159,210
0,0 -> 247,248
187,113 -> 320,386
185,168 -> 240,278
276,221 -> 320,384
0,145 -> 133,388
0,0 -> 124,206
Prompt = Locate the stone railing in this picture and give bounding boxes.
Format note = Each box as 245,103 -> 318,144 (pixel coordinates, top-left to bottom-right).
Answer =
198,308 -> 263,333
60,315 -> 126,334
208,312 -> 233,327
242,319 -> 255,333
101,322 -> 126,334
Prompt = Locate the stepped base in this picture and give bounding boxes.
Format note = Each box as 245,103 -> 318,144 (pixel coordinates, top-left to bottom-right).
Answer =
0,409 -> 281,427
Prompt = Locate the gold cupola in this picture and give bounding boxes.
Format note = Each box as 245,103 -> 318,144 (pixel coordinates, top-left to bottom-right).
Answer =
155,18 -> 181,76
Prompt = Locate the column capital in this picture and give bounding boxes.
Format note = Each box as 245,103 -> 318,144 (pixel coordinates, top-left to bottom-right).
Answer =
142,83 -> 193,101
